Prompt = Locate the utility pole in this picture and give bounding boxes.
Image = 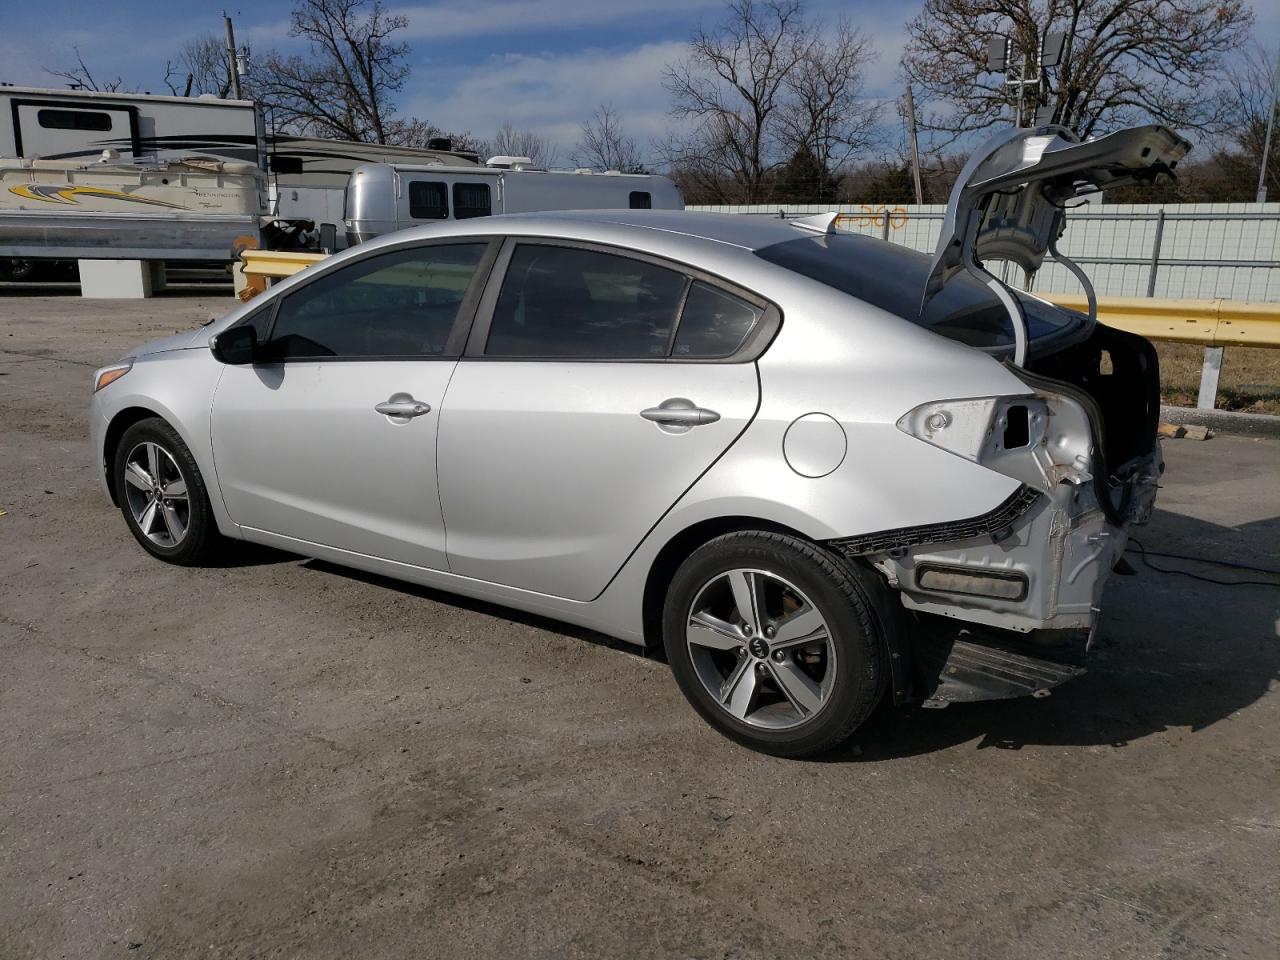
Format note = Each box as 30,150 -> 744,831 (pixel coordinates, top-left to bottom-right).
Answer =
224,13 -> 242,100
1257,45 -> 1279,203
905,83 -> 924,205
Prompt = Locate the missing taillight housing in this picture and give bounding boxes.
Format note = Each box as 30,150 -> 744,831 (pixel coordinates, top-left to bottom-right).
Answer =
1003,404 -> 1030,449
917,564 -> 1029,602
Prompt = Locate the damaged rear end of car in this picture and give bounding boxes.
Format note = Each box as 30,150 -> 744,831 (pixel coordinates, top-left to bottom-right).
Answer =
834,123 -> 1186,706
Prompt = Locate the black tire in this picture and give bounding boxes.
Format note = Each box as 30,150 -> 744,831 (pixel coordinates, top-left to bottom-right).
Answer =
113,417 -> 222,565
3,258 -> 36,282
662,531 -> 887,757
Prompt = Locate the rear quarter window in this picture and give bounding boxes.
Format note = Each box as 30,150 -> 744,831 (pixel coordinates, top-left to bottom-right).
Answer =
672,283 -> 762,358
754,234 -> 1077,348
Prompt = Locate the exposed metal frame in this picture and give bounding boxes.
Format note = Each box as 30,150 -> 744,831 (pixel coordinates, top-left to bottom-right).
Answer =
826,485 -> 1041,558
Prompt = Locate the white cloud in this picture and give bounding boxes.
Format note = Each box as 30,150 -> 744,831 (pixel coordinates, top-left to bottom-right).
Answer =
391,0 -> 722,40
405,41 -> 690,161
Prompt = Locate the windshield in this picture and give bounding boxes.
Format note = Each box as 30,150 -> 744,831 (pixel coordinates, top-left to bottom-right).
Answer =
754,233 -> 1078,349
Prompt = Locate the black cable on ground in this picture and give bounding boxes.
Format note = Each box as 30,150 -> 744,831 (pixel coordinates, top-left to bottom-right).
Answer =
1126,537 -> 1280,588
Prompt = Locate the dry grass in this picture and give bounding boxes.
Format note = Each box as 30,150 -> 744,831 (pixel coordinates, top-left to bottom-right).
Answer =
1155,343 -> 1280,414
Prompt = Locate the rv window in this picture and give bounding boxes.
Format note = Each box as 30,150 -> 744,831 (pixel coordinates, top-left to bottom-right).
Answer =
268,155 -> 305,174
453,183 -> 492,219
37,109 -> 113,132
672,283 -> 762,358
485,245 -> 685,359
266,243 -> 488,359
409,181 -> 449,220
629,191 -> 652,209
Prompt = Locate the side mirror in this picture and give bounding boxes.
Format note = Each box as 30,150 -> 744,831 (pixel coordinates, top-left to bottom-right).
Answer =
210,325 -> 259,365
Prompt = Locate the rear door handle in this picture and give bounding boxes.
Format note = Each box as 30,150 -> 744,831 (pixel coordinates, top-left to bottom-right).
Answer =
640,398 -> 721,430
375,393 -> 431,419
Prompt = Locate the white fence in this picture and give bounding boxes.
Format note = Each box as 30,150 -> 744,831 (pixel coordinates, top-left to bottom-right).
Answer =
688,202 -> 1280,302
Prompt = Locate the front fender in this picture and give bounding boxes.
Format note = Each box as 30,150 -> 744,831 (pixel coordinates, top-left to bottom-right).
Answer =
92,349 -> 240,538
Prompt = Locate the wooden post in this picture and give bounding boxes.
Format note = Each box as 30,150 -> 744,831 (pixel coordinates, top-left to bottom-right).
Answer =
224,15 -> 242,100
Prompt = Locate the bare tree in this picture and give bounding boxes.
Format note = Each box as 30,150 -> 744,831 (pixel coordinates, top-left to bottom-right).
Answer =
44,46 -> 129,92
660,0 -> 811,203
253,0 -> 410,143
780,21 -> 881,184
380,117 -> 486,158
490,122 -> 560,167
573,104 -> 644,172
902,0 -> 1255,145
164,35 -> 234,98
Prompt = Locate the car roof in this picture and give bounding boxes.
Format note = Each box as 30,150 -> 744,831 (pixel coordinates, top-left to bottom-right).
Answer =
451,210 -> 815,252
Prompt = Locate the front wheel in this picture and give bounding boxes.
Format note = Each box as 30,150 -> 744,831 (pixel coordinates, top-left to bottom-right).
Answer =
662,532 -> 887,757
114,417 -> 223,565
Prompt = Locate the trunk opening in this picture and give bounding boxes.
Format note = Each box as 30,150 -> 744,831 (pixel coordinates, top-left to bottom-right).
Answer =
1024,325 -> 1161,523
1029,325 -> 1160,473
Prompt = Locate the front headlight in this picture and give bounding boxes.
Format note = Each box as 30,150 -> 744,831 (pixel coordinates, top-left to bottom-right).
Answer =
897,391 -> 1094,493
93,360 -> 132,392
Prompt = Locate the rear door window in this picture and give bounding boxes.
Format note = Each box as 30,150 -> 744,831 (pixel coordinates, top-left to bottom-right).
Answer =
484,245 -> 685,358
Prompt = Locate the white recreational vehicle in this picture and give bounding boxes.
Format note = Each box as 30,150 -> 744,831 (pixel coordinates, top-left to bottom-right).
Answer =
0,85 -> 266,165
343,159 -> 684,245
0,85 -> 684,289
0,86 -> 269,264
0,86 -> 479,265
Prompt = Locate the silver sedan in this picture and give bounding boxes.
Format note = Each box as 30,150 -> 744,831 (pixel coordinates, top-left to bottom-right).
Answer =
90,209 -> 1162,756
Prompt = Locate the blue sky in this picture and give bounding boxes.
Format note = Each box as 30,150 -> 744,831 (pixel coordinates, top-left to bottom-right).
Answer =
2,0 -> 1277,163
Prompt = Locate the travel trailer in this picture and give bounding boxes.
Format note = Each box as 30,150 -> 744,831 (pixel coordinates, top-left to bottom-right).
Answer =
265,136 -> 480,246
344,160 -> 684,245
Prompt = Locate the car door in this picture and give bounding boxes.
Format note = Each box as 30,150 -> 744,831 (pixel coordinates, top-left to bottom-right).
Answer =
436,240 -> 772,601
210,240 -> 495,569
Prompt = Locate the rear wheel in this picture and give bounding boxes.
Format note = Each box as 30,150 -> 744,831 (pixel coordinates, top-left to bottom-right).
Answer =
114,417 -> 222,565
663,531 -> 886,757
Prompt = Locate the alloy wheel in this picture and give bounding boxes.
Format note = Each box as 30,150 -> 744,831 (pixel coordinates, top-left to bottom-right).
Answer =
685,568 -> 836,730
122,441 -> 190,547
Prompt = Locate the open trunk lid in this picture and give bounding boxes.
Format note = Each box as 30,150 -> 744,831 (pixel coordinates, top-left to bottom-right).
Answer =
922,123 -> 1191,366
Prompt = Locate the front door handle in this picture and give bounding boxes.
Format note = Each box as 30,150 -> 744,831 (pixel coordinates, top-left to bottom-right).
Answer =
375,393 -> 431,419
640,397 -> 721,433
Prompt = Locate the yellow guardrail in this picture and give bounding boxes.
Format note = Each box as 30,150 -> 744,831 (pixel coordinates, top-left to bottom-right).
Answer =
236,250 -> 328,301
1043,294 -> 1280,348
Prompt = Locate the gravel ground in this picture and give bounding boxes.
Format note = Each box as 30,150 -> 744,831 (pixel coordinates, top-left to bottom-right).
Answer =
2,292 -> 1277,959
